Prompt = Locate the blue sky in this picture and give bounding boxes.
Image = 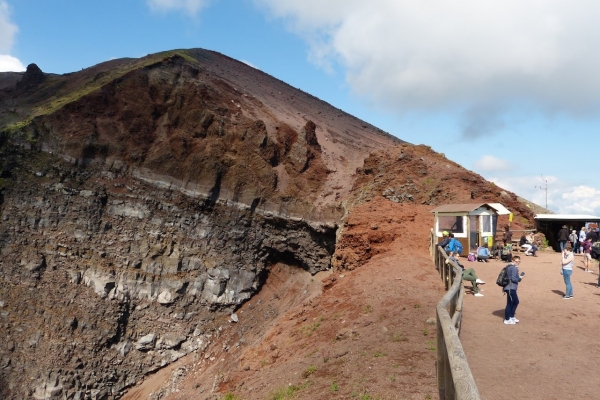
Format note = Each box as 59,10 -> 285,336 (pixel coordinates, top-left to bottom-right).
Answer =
1,0 -> 600,216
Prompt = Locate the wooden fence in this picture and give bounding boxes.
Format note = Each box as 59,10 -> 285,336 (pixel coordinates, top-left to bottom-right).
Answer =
430,230 -> 481,400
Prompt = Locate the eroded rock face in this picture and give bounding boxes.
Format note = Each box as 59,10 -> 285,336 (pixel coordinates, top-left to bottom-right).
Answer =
0,150 -> 336,399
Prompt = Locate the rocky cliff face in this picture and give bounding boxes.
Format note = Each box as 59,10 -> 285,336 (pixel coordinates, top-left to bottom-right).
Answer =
0,147 -> 336,398
0,49 -> 376,399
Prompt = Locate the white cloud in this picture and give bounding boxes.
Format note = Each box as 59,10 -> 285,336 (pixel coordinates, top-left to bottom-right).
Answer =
0,1 -> 24,72
488,175 -> 600,216
561,186 -> 600,215
473,155 -> 512,172
0,54 -> 25,72
0,1 -> 18,52
255,1 -> 600,136
147,0 -> 210,14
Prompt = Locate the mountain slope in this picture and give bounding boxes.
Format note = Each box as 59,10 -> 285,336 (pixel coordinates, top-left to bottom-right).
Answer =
0,48 -> 535,399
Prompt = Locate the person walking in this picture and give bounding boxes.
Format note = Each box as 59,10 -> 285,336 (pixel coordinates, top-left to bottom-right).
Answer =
581,238 -> 593,272
503,256 -> 523,324
578,227 -> 587,254
560,245 -> 575,298
569,230 -> 579,254
557,225 -> 570,252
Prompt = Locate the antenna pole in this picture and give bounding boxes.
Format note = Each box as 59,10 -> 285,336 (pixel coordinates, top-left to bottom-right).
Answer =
535,175 -> 548,210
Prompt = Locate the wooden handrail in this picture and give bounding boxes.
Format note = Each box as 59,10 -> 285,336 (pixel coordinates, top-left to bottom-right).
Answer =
431,229 -> 481,400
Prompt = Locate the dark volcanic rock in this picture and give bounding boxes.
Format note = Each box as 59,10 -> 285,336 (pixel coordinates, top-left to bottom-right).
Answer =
16,63 -> 46,92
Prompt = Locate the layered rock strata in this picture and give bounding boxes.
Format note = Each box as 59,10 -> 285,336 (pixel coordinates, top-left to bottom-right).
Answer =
0,148 -> 336,399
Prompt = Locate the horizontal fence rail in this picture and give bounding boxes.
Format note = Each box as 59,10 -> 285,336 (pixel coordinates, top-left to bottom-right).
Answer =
430,230 -> 481,400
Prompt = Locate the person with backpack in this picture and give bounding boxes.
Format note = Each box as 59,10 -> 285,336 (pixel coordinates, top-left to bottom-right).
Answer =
560,244 -> 575,298
569,230 -> 579,254
437,231 -> 451,252
503,255 -> 523,325
446,233 -> 463,256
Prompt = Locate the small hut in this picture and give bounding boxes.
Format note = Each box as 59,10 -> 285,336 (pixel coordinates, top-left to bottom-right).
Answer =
431,203 -> 511,253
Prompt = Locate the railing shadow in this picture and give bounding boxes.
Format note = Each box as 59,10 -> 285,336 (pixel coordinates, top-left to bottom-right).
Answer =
431,229 -> 481,400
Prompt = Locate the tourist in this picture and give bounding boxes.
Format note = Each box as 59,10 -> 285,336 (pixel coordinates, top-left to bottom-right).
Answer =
560,244 -> 575,298
579,227 -> 587,254
448,253 -> 485,297
586,227 -> 598,243
437,231 -> 450,252
569,230 -> 579,254
446,233 -> 463,256
476,243 -> 491,262
519,233 -> 537,256
580,238 -> 593,273
503,255 -> 523,324
502,226 -> 513,246
557,225 -> 570,252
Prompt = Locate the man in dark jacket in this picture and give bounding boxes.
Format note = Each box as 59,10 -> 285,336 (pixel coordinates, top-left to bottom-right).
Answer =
557,225 -> 570,251
503,256 -> 523,325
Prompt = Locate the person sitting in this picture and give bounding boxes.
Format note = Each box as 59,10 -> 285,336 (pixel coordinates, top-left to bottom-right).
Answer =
446,233 -> 463,256
476,244 -> 491,262
519,233 -> 537,256
501,243 -> 513,262
437,231 -> 451,252
448,252 -> 485,297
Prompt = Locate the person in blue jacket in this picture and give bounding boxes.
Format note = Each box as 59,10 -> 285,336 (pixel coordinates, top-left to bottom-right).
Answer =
503,256 -> 524,325
437,231 -> 451,252
446,233 -> 463,255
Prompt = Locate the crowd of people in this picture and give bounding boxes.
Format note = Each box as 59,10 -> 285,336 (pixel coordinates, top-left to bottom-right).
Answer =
437,225 -> 600,325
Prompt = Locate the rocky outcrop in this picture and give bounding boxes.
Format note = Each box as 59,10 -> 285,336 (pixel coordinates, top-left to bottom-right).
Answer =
0,148 -> 336,399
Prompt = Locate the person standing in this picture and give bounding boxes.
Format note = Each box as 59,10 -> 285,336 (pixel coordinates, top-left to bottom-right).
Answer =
586,227 -> 598,243
560,245 -> 575,298
503,256 -> 523,324
502,226 -> 513,246
579,227 -> 587,254
569,230 -> 579,254
557,225 -> 570,252
581,238 -> 593,272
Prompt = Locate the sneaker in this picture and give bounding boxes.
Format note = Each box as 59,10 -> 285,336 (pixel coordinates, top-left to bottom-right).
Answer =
503,319 -> 515,325
474,293 -> 484,297
475,278 -> 486,284
562,295 -> 572,299
510,317 -> 520,323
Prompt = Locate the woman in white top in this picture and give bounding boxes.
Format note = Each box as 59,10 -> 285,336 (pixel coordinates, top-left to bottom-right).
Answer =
560,244 -> 575,299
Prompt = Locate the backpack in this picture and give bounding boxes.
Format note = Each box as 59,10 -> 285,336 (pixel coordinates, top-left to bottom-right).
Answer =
467,253 -> 476,262
496,266 -> 510,287
591,245 -> 600,260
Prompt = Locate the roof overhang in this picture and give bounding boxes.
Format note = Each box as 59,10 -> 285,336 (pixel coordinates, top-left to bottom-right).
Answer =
430,203 -> 511,215
535,214 -> 600,221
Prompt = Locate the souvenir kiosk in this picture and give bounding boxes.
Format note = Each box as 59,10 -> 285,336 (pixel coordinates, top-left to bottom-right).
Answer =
431,203 -> 511,253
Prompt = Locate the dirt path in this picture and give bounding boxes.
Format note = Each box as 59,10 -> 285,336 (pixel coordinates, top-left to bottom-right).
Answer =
460,251 -> 600,400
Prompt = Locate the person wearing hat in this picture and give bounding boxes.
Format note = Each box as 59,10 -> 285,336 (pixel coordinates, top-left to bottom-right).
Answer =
437,231 -> 451,252
557,225 -> 570,252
